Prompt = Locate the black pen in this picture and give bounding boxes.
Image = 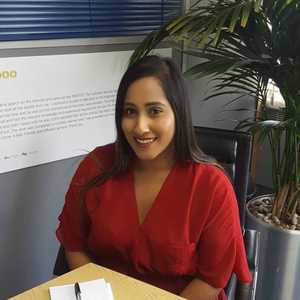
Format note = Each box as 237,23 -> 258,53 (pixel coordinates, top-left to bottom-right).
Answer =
74,282 -> 82,300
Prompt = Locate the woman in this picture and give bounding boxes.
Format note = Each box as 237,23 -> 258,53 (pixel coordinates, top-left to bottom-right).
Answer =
56,55 -> 251,300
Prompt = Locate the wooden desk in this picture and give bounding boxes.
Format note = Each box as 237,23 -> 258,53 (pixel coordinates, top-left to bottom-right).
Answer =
9,263 -> 185,300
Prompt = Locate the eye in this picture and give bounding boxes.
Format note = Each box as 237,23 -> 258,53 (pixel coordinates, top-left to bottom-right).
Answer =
123,107 -> 136,117
148,106 -> 163,116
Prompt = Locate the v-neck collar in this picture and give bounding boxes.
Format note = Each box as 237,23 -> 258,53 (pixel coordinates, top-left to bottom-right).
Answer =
129,164 -> 177,228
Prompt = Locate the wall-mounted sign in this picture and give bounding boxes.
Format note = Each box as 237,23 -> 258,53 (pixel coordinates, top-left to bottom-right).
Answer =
0,48 -> 171,174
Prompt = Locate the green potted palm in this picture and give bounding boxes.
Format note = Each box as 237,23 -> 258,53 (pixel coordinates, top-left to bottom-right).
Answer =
130,0 -> 300,299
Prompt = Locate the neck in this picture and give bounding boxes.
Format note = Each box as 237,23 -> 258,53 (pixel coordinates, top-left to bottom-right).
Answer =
134,151 -> 175,173
135,159 -> 174,173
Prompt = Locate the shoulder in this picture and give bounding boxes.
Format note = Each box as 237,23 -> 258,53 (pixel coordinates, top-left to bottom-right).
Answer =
71,143 -> 115,184
190,162 -> 233,189
188,162 -> 237,209
88,143 -> 115,167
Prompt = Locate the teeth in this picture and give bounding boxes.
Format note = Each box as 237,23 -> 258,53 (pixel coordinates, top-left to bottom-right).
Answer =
136,138 -> 155,144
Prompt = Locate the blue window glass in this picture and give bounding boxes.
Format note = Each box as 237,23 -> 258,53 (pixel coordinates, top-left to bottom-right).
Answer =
0,0 -> 182,41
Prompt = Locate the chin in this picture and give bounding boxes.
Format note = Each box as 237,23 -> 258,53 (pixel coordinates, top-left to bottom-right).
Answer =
134,152 -> 158,161
131,143 -> 173,163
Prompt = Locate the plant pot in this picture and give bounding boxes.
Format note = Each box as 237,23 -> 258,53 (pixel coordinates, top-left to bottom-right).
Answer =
246,195 -> 300,300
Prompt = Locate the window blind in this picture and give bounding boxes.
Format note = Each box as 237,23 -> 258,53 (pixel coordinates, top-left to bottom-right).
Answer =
0,0 -> 182,42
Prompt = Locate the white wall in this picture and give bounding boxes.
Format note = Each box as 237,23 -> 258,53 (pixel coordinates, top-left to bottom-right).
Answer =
0,40 -> 146,299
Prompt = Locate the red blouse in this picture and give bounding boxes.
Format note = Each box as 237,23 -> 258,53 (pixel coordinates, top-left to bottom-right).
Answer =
56,144 -> 251,300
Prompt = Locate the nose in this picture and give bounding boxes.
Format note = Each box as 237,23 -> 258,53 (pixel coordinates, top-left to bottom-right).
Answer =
134,114 -> 150,135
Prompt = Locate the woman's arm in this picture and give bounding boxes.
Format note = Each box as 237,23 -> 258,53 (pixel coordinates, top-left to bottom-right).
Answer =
180,278 -> 221,300
65,250 -> 93,270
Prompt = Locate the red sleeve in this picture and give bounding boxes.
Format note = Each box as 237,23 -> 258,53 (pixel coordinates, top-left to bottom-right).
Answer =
196,167 -> 252,288
56,144 -> 114,251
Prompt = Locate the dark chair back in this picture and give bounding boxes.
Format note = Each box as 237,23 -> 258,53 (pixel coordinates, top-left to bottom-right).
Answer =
193,126 -> 252,227
194,126 -> 259,300
53,245 -> 69,276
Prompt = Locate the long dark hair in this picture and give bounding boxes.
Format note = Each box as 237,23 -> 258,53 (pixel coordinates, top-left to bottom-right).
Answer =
81,55 -> 215,196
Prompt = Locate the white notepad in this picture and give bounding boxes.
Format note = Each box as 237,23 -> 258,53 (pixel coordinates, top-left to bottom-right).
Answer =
49,278 -> 115,300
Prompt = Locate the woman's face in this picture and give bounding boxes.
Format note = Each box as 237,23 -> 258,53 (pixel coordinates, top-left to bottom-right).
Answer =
121,76 -> 175,163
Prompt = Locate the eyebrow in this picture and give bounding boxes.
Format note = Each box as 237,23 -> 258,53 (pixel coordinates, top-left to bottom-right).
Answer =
124,101 -> 166,107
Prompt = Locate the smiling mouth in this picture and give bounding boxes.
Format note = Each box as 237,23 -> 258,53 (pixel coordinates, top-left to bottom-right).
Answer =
134,137 -> 157,144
